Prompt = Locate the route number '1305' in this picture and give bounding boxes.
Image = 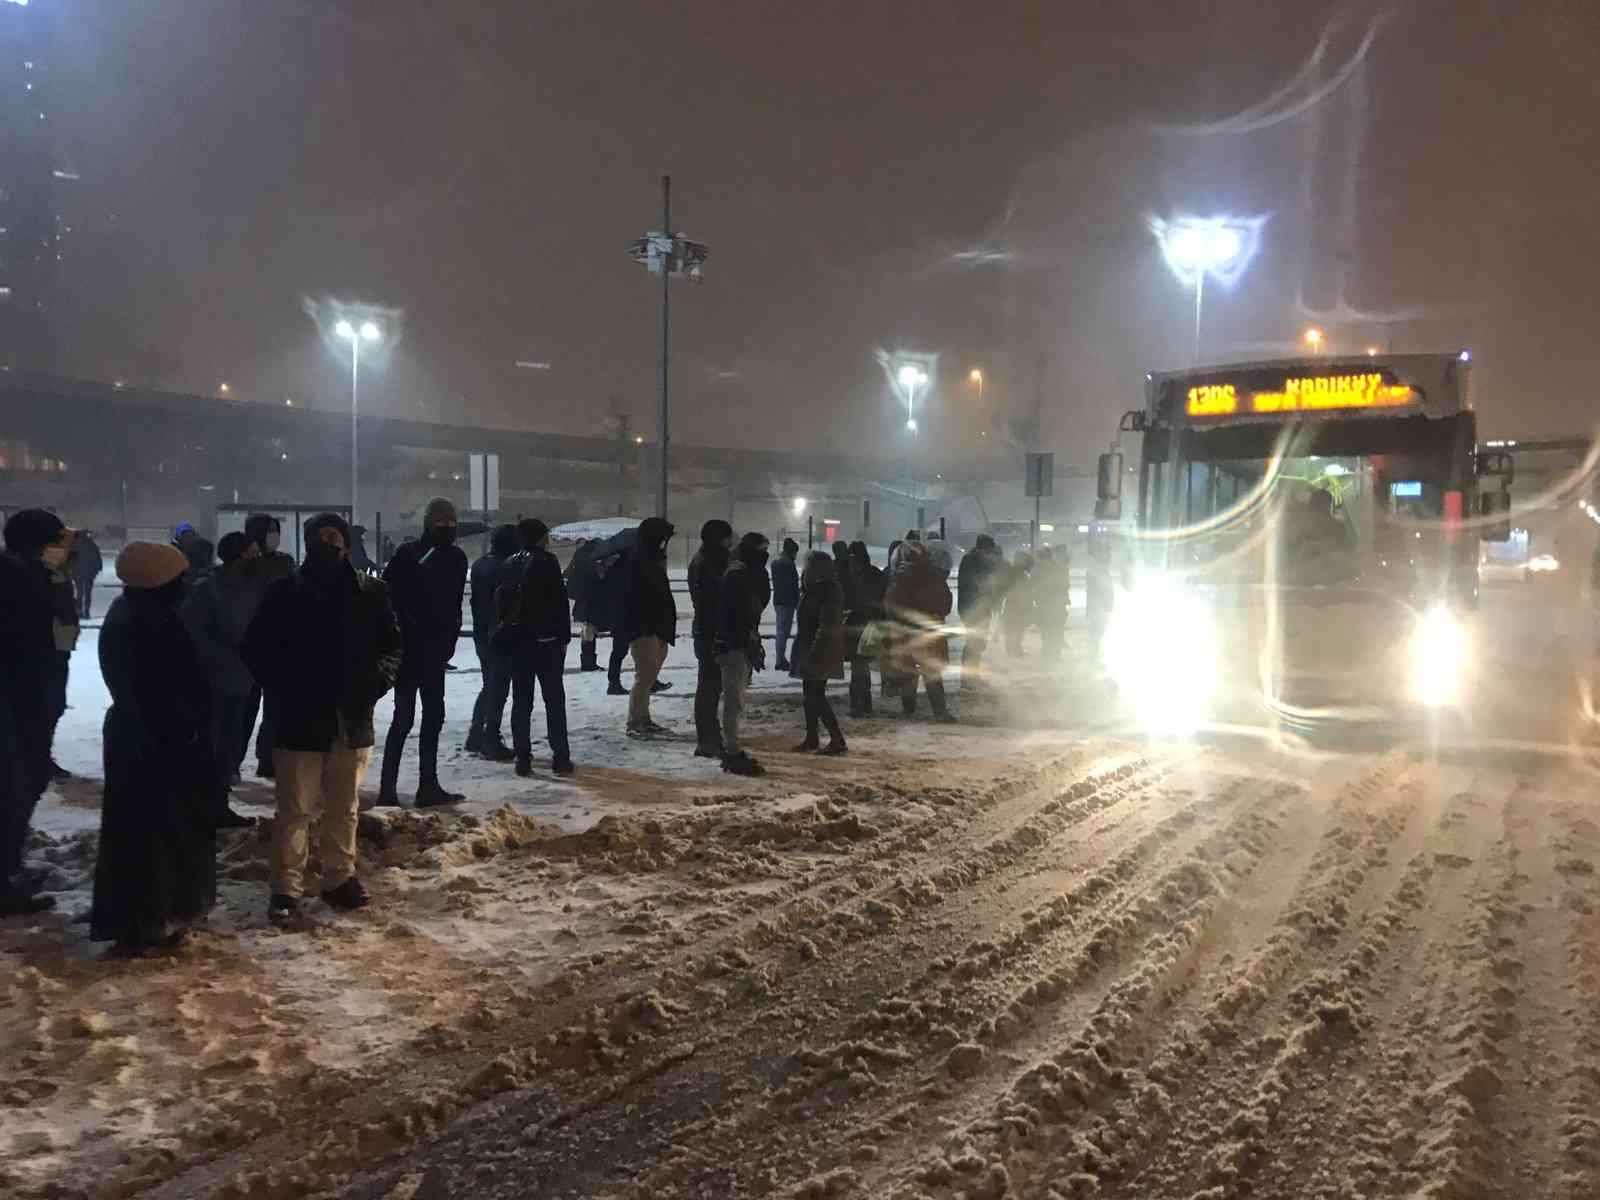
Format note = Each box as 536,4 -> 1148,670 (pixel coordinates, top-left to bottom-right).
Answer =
1186,384 -> 1237,417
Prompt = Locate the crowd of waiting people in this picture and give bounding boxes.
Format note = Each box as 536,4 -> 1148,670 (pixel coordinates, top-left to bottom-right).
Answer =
0,501 -> 1072,949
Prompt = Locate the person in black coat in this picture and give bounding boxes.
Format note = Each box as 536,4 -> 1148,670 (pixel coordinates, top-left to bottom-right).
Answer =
957,533 -> 1004,690
790,550 -> 848,754
181,531 -> 265,829
243,513 -> 296,780
173,522 -> 215,581
715,531 -> 770,775
495,519 -> 574,776
845,541 -> 886,717
565,538 -> 602,672
687,519 -> 733,757
90,542 -> 216,954
466,524 -> 519,760
378,498 -> 468,806
241,512 -> 402,928
594,547 -> 631,694
616,516 -> 677,735
71,530 -> 103,619
770,538 -> 800,671
1,509 -> 74,916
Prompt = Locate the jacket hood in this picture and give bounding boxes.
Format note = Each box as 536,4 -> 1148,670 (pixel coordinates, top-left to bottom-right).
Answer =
803,550 -> 836,584
637,517 -> 675,556
700,519 -> 733,545
490,524 -> 519,557
735,531 -> 769,565
974,533 -> 997,552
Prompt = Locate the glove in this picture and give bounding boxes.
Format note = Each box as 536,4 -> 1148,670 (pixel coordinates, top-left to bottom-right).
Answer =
749,639 -> 766,673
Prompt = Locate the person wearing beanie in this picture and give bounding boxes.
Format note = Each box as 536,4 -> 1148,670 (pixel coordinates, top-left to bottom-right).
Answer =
242,514 -> 295,779
493,518 -> 574,776
172,521 -> 216,582
715,531 -> 772,775
687,519 -> 734,757
182,531 -> 265,830
1,509 -> 74,916
464,523 -> 520,760
770,537 -> 800,672
241,513 -> 401,928
89,542 -> 217,953
378,499 -> 468,807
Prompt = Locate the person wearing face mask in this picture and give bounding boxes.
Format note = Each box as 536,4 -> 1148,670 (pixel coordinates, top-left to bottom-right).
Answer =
1,509 -> 74,915
90,542 -> 216,954
243,513 -> 296,780
715,531 -> 771,776
378,498 -> 468,807
241,513 -> 402,929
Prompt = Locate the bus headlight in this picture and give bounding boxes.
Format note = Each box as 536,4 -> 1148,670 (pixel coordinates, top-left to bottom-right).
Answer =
1102,575 -> 1219,734
1409,605 -> 1468,708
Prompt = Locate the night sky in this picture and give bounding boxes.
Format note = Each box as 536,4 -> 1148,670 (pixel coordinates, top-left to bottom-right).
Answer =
39,0 -> 1600,455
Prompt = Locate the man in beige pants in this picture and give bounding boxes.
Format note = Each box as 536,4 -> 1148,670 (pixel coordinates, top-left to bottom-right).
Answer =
612,517 -> 678,737
241,513 -> 402,929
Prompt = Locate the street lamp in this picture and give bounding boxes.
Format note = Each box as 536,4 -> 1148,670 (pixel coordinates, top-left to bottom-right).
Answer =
335,318 -> 382,523
1150,215 -> 1262,365
898,364 -> 927,432
1304,327 -> 1324,355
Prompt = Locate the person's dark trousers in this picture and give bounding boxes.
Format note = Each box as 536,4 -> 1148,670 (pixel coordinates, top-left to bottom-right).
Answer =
381,655 -> 448,793
44,651 -> 68,763
900,674 -> 949,717
255,689 -> 280,774
469,635 -> 511,747
211,690 -> 252,820
693,646 -> 724,752
511,641 -> 571,765
849,658 -> 874,714
2,691 -> 50,879
802,679 -> 843,743
607,637 -> 629,689
78,583 -> 93,620
238,686 -> 261,775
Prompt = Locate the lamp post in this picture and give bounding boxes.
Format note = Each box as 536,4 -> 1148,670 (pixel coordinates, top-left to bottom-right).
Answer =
897,363 -> 928,509
1151,216 -> 1259,365
1304,327 -> 1324,356
335,318 -> 381,524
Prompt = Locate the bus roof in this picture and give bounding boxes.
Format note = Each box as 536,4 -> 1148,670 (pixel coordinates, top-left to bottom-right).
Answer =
1144,352 -> 1472,429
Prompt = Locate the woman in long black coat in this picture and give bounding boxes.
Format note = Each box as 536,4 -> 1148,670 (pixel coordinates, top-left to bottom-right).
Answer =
789,551 -> 848,755
90,543 -> 218,955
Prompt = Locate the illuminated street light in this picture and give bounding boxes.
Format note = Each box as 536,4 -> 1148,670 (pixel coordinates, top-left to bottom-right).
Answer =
218,381 -> 231,394
1150,215 -> 1264,365
1365,346 -> 1379,357
969,367 -> 985,420
1304,327 -> 1324,354
792,497 -> 807,516
335,317 -> 383,522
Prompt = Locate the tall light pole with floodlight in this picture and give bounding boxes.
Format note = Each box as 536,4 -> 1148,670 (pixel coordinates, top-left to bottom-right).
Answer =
897,363 -> 928,508
1304,327 -> 1324,356
335,318 -> 381,523
1150,215 -> 1262,365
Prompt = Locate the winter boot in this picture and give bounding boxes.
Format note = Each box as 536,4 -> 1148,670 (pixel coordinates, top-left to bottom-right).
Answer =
607,682 -> 628,697
414,781 -> 466,809
580,641 -> 600,672
650,679 -> 673,694
321,877 -> 370,911
267,894 -> 304,929
481,739 -> 516,763
515,755 -> 533,778
552,759 -> 575,777
372,789 -> 401,809
821,739 -> 848,756
464,729 -> 484,755
721,751 -> 765,777
791,737 -> 821,753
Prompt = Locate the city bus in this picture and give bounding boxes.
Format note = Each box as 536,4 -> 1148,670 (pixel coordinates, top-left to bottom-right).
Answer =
1093,352 -> 1512,733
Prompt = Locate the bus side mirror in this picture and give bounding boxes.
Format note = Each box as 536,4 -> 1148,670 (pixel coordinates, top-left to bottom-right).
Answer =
1097,452 -> 1123,501
1479,490 -> 1511,543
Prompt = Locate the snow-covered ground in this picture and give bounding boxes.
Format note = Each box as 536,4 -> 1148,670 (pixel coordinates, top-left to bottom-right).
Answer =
6,587 -> 1600,1200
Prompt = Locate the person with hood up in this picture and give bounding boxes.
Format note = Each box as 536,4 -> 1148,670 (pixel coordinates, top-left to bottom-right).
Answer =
687,519 -> 734,757
40,517 -> 80,784
173,522 -> 215,581
465,523 -> 519,760
378,498 -> 468,807
831,538 -> 850,573
956,533 -> 1004,690
565,537 -> 603,672
1002,550 -> 1036,656
885,540 -> 956,721
790,550 -> 848,754
1033,545 -> 1072,663
1,509 -> 74,915
715,531 -> 770,774
888,529 -> 922,577
90,542 -> 217,954
844,541 -> 886,717
770,537 -> 800,672
181,530 -> 265,829
495,519 -> 575,777
241,513 -> 401,928
616,516 -> 677,735
243,513 -> 296,779
71,529 -> 103,619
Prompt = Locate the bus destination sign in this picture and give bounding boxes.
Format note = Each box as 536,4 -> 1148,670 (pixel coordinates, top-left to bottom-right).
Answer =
1186,372 -> 1418,420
